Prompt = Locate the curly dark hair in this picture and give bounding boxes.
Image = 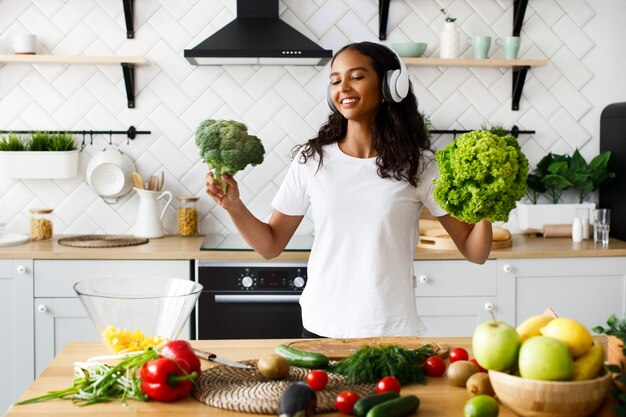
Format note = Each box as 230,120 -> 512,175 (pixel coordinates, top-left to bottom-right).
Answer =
294,41 -> 431,187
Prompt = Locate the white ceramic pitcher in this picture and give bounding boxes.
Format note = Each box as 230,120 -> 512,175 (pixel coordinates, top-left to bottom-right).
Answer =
133,188 -> 173,238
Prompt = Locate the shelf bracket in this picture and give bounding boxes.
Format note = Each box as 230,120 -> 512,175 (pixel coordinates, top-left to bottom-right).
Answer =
123,0 -> 135,39
513,0 -> 528,36
121,63 -> 136,108
379,0 -> 391,40
512,66 -> 529,111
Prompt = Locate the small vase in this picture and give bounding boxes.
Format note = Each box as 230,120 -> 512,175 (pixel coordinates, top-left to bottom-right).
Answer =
440,21 -> 459,59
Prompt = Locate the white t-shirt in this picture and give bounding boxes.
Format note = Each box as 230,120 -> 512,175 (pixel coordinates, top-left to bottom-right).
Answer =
272,142 -> 446,337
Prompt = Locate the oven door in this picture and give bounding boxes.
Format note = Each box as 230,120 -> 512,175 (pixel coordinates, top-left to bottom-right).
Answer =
198,291 -> 303,339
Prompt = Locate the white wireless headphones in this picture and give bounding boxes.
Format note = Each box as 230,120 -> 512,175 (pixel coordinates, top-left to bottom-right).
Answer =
326,43 -> 410,112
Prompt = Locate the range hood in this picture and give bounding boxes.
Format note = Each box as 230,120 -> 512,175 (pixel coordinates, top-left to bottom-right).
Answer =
184,0 -> 332,66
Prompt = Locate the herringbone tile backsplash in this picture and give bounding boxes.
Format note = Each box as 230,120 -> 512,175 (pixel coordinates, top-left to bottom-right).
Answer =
0,0 -> 620,235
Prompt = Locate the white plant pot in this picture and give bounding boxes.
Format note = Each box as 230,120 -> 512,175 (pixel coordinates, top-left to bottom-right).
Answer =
516,202 -> 596,231
440,21 -> 460,59
0,150 -> 79,179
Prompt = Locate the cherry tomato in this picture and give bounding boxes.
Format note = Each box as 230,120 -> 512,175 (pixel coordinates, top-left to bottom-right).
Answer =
376,375 -> 401,394
305,369 -> 329,391
335,390 -> 360,415
424,355 -> 446,377
470,358 -> 488,373
449,347 -> 469,363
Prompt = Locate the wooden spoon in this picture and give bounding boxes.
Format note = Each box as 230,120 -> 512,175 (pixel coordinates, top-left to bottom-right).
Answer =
147,175 -> 158,191
158,170 -> 164,191
132,172 -> 144,189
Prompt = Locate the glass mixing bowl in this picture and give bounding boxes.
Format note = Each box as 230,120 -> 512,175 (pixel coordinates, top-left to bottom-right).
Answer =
74,276 -> 202,354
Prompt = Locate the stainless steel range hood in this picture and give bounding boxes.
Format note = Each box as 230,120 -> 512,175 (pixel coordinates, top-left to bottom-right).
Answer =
184,0 -> 332,66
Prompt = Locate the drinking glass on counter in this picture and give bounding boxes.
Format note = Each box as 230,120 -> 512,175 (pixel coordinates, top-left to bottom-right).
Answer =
593,208 -> 611,245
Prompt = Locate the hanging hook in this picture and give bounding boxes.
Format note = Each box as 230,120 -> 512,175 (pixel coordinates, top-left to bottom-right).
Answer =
80,131 -> 86,152
90,131 -> 94,145
109,130 -> 113,146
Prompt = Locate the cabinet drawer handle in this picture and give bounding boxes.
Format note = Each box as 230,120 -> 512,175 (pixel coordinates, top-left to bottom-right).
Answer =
16,265 -> 26,274
37,304 -> 47,313
418,275 -> 429,284
502,264 -> 512,273
484,302 -> 494,311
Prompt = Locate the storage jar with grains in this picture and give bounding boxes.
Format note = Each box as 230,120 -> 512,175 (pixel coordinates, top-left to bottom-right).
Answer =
177,197 -> 198,236
29,208 -> 54,241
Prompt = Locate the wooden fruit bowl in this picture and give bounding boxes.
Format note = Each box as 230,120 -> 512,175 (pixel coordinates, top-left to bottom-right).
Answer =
488,368 -> 612,417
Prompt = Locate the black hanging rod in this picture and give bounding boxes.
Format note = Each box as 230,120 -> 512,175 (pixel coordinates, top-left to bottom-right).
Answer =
430,125 -> 535,139
0,126 -> 150,140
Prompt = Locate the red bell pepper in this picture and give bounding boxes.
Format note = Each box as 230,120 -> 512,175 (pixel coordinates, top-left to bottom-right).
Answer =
160,340 -> 201,374
140,357 -> 197,402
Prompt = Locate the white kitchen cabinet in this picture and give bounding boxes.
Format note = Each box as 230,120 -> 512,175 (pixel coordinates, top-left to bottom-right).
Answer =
33,260 -> 191,377
0,260 -> 34,416
414,260 -> 498,336
496,257 -> 626,330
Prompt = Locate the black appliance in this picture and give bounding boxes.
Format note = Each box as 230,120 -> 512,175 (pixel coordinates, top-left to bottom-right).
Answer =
196,262 -> 308,339
600,102 -> 626,241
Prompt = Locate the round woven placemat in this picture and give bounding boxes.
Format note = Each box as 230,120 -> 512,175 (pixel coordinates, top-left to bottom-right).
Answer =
58,235 -> 148,248
193,360 -> 376,414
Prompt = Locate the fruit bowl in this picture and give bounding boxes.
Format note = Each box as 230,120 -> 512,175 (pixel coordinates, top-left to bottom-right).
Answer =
391,42 -> 427,57
74,276 -> 202,354
488,368 -> 611,417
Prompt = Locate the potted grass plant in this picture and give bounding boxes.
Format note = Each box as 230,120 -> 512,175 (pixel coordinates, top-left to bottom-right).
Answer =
516,149 -> 614,232
0,132 -> 79,179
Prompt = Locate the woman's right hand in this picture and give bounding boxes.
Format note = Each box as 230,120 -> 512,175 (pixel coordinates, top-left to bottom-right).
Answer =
205,171 -> 241,210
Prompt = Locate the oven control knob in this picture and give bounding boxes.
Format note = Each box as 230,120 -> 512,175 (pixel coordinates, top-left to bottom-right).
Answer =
293,276 -> 305,288
241,276 -> 254,288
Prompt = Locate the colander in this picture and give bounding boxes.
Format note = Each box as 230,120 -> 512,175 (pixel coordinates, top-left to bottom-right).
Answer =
86,146 -> 136,202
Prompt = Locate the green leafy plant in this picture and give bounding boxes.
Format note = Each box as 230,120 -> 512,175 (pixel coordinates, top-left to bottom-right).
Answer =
49,132 -> 76,151
433,130 -> 529,223
0,134 -> 26,151
421,112 -> 433,139
439,8 -> 456,22
28,131 -> 52,151
526,150 -> 615,204
480,122 -> 508,138
592,314 -> 626,416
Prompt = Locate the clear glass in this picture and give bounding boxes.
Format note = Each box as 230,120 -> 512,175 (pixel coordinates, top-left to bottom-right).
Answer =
593,208 -> 611,245
74,276 -> 202,353
29,208 -> 54,241
177,197 -> 199,236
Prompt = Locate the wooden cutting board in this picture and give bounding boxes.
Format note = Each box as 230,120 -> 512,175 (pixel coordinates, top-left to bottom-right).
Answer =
417,224 -> 513,251
288,337 -> 449,360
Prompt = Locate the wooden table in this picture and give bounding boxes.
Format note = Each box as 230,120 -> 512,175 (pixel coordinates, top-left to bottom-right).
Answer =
6,338 -> 618,416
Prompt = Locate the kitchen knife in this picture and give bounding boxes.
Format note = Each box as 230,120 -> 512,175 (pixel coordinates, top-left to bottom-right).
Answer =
193,349 -> 253,369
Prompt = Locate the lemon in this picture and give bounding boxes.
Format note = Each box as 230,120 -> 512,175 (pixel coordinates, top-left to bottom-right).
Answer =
539,317 -> 593,358
516,315 -> 554,342
464,395 -> 499,417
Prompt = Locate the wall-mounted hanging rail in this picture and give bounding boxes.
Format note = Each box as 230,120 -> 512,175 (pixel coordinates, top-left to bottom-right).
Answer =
430,125 -> 535,139
0,126 -> 150,140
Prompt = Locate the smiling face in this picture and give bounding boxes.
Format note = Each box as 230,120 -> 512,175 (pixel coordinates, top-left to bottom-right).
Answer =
329,49 -> 383,123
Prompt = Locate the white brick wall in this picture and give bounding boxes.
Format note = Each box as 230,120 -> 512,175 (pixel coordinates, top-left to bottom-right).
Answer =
1,0 -> 625,235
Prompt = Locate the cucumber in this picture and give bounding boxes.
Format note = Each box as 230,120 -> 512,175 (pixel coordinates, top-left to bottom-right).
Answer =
353,392 -> 400,417
275,345 -> 329,369
366,395 -> 420,417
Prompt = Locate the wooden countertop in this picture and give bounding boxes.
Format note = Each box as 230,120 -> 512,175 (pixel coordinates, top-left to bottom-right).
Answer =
6,338 -> 616,417
1,234 -> 625,261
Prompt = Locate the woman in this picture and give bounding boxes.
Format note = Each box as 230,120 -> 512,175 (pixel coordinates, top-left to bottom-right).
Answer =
205,41 -> 492,338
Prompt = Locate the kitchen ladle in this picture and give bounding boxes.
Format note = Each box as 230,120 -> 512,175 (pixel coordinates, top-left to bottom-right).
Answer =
132,172 -> 144,189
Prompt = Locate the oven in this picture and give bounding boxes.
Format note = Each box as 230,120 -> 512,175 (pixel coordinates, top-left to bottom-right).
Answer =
196,261 -> 307,339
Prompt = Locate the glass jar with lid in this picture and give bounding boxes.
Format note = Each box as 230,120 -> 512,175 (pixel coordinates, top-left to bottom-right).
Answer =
177,197 -> 199,236
29,208 -> 54,241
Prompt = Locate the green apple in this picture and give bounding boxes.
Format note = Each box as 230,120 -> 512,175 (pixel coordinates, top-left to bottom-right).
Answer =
518,335 -> 573,381
472,320 -> 521,371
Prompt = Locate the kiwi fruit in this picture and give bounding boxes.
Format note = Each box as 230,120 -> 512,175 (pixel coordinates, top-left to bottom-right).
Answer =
257,354 -> 290,379
466,372 -> 495,397
447,360 -> 479,387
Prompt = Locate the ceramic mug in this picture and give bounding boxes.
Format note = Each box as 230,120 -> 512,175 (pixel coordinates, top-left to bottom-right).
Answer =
496,36 -> 521,59
469,36 -> 491,59
12,34 -> 37,54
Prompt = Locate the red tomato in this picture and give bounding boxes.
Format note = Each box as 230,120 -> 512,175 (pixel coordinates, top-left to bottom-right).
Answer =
376,375 -> 401,394
449,347 -> 469,363
305,369 -> 328,391
335,390 -> 360,415
424,355 -> 446,377
470,358 -> 488,373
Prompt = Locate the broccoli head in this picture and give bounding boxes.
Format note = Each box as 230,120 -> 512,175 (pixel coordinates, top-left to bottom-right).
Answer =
433,130 -> 529,223
195,119 -> 265,193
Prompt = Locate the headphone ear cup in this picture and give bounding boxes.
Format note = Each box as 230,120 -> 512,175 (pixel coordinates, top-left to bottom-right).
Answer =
386,69 -> 402,102
326,84 -> 337,112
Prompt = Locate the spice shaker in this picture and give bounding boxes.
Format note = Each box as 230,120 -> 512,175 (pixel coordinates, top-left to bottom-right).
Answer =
29,208 -> 54,241
177,197 -> 199,236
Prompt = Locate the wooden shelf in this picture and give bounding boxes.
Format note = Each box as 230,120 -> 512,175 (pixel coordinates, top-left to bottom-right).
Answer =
402,57 -> 547,67
0,55 -> 148,108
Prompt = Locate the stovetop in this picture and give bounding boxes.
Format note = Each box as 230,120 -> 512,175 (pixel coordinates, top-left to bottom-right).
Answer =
200,234 -> 314,251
